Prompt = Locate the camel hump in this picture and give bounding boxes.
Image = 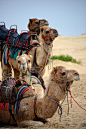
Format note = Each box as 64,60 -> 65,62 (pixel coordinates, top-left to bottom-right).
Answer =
31,69 -> 46,91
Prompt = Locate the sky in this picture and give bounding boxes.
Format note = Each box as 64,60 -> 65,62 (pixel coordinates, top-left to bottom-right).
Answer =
0,0 -> 86,36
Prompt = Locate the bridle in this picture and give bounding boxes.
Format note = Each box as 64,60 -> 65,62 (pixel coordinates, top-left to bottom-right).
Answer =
51,70 -> 69,91
29,20 -> 41,32
42,29 -> 52,45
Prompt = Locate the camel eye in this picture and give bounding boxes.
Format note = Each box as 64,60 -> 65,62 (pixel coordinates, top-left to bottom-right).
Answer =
62,72 -> 66,76
46,31 -> 49,34
74,72 -> 78,75
35,22 -> 39,24
28,60 -> 30,63
18,61 -> 20,63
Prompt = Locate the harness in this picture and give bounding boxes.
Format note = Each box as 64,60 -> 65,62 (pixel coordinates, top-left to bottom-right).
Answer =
30,20 -> 40,32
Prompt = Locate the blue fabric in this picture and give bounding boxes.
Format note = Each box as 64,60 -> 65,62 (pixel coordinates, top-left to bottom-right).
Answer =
3,46 -> 8,64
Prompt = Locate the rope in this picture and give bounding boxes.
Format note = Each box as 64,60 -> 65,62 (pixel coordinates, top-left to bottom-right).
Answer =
68,90 -> 86,111
57,86 -> 70,121
47,95 -> 62,122
67,89 -> 69,115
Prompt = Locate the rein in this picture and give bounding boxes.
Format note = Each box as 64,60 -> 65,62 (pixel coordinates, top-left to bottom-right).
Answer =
47,86 -> 70,122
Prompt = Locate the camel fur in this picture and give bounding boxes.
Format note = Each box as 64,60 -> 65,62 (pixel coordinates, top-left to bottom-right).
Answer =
0,66 -> 80,127
2,26 -> 58,79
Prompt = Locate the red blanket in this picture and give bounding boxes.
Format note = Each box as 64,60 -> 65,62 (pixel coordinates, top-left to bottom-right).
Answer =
0,102 -> 8,111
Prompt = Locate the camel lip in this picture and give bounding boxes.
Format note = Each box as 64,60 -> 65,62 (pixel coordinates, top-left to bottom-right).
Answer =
43,22 -> 49,26
73,75 -> 80,81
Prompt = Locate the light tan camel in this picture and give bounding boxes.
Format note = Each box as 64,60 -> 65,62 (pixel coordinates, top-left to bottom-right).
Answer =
16,54 -> 32,84
0,18 -> 49,62
2,26 -> 58,79
17,54 -> 45,98
0,66 -> 80,127
28,18 -> 49,35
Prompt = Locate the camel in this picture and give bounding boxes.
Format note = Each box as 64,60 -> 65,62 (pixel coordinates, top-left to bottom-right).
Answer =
28,18 -> 49,35
16,54 -> 45,98
16,54 -> 32,84
0,18 -> 49,62
2,26 -> 58,79
0,66 -> 80,127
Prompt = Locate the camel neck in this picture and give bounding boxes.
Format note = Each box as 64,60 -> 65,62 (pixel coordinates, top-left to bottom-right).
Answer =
36,81 -> 61,120
36,37 -> 52,67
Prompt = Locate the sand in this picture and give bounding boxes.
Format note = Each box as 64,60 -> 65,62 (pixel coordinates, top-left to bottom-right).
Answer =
0,34 -> 86,129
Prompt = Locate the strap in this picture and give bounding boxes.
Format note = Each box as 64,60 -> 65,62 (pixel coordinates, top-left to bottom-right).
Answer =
30,20 -> 40,32
34,95 -> 40,119
9,108 -> 16,123
32,48 -> 38,67
1,40 -> 3,67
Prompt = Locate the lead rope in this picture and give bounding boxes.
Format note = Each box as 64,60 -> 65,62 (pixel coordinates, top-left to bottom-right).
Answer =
30,70 -> 32,88
67,86 -> 69,115
58,86 -> 70,121
48,46 -> 53,74
45,47 -> 53,75
47,95 -> 62,122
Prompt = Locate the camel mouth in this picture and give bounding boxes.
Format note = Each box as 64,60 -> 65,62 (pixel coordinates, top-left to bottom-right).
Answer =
54,33 -> 58,37
66,81 -> 73,87
73,75 -> 80,81
43,21 -> 49,26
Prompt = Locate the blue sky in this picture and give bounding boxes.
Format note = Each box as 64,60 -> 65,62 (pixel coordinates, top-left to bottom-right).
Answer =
0,0 -> 86,36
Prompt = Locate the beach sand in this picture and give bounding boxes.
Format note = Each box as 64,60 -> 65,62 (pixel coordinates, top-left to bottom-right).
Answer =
0,34 -> 86,129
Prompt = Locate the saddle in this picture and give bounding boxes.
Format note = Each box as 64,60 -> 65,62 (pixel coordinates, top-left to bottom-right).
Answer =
0,22 -> 9,40
6,25 -> 19,46
15,31 -> 39,49
0,77 -> 17,104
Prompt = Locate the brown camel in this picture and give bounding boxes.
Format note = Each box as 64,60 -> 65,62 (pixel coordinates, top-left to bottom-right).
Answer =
28,18 -> 49,35
2,26 -> 58,79
0,66 -> 80,127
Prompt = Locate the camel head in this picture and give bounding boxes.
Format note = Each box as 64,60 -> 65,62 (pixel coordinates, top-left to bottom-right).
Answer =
40,26 -> 58,45
16,54 -> 33,73
51,66 -> 80,91
28,18 -> 49,35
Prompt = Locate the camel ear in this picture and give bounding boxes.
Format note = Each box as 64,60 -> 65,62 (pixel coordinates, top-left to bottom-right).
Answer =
53,67 -> 57,74
29,19 -> 32,24
16,56 -> 20,60
28,55 -> 33,61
